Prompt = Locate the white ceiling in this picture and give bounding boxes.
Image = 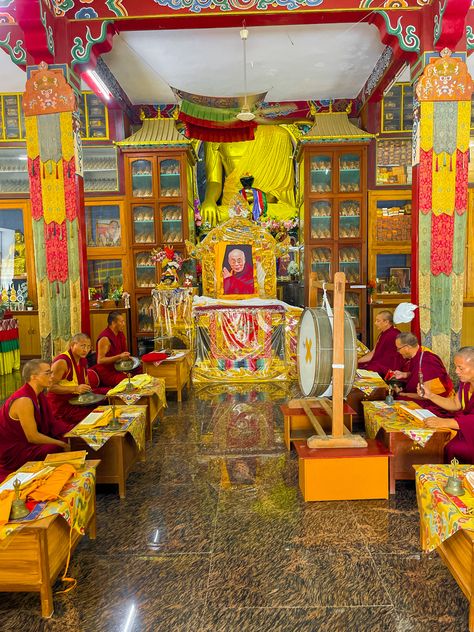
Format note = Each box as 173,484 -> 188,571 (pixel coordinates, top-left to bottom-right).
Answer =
102,23 -> 386,104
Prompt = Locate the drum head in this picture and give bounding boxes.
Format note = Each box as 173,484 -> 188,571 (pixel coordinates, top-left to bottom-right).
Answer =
297,307 -> 357,398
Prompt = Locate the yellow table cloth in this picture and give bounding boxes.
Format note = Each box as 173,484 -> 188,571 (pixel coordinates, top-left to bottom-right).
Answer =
363,400 -> 438,448
107,376 -> 166,408
67,406 -> 146,452
0,462 -> 96,541
415,463 -> 474,552
353,369 -> 388,397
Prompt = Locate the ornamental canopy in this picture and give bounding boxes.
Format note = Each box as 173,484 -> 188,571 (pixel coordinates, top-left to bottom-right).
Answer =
299,111 -> 374,144
116,117 -> 192,148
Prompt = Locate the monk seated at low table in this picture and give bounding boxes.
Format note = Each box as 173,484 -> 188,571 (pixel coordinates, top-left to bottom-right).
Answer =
391,332 -> 453,416
418,346 -> 474,464
358,310 -> 401,378
48,333 -> 107,426
0,359 -> 71,482
92,311 -> 142,388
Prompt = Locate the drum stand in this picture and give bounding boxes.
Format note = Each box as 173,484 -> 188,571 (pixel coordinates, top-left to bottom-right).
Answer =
298,272 -> 367,449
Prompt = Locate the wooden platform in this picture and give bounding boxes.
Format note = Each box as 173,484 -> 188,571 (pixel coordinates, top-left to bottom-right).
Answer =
294,439 -> 392,501
281,402 -> 356,450
0,461 -> 99,617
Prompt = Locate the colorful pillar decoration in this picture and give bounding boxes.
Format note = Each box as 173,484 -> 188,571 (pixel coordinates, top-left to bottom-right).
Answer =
414,48 -> 473,370
23,61 -> 85,360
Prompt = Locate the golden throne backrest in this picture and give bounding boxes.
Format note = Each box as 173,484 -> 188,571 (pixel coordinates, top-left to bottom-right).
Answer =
186,218 -> 288,300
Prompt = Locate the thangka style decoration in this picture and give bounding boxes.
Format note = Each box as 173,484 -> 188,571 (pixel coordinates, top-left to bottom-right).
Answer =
414,48 -> 474,370
23,62 -> 82,359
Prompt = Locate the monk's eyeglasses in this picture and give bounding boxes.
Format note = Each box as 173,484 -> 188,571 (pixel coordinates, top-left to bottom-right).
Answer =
396,344 -> 410,353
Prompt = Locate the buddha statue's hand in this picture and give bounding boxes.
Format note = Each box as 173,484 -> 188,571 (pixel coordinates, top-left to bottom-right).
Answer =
201,200 -> 218,227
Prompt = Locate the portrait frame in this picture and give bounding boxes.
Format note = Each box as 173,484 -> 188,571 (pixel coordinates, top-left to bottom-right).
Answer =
389,267 -> 411,292
216,241 -> 258,299
95,218 -> 122,247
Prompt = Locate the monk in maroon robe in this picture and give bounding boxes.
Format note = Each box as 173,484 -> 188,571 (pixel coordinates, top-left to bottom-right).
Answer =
358,310 -> 401,377
392,332 -> 453,416
92,311 -> 141,387
223,248 -> 255,295
419,347 -> 474,463
48,333 -> 107,425
0,359 -> 71,482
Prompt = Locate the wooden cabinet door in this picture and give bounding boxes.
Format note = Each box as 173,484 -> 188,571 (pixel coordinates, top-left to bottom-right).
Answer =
17,313 -> 40,357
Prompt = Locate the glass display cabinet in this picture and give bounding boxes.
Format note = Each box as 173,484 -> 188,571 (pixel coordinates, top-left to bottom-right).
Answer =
87,259 -> 123,294
136,295 -> 154,333
368,190 -> 412,301
376,139 -> 412,186
159,158 -> 181,197
299,143 -> 367,338
132,204 -> 156,245
85,202 -> 122,248
0,202 -> 34,306
160,204 -> 183,244
83,146 -> 118,193
130,158 -> 154,199
79,92 -> 109,140
0,94 -> 25,141
0,148 -> 29,194
310,199 -> 332,240
381,83 -> 413,133
338,199 -> 361,239
312,287 -> 364,338
134,251 -> 158,288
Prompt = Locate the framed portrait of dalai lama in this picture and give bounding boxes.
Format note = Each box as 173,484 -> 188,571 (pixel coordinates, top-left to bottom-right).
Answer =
217,243 -> 258,299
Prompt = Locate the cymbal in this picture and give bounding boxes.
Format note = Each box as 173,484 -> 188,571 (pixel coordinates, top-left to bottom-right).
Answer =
69,392 -> 106,406
114,356 -> 141,372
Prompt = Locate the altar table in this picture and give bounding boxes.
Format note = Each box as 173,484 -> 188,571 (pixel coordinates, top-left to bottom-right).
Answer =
0,460 -> 99,617
66,406 -> 146,498
415,464 -> 474,632
0,317 -> 20,375
364,401 -> 452,494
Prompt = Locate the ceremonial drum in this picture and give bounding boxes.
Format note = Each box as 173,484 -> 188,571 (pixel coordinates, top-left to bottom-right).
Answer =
297,307 -> 357,398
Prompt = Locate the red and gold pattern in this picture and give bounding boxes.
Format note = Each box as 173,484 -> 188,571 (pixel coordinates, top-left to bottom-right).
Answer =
416,49 -> 474,102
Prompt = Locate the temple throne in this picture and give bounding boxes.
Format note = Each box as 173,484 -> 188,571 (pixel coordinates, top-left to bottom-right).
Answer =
186,210 -> 302,383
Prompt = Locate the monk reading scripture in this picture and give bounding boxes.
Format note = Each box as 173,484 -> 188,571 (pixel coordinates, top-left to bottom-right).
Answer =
93,311 -> 141,387
392,332 -> 453,415
418,347 -> 474,464
223,248 -> 255,295
48,333 -> 106,425
0,359 -> 71,482
358,310 -> 401,377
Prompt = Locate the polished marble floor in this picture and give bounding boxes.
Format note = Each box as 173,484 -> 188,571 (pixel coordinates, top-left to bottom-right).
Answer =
0,379 -> 470,631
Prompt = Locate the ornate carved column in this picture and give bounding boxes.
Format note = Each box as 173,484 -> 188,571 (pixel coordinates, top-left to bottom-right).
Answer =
23,62 -> 87,359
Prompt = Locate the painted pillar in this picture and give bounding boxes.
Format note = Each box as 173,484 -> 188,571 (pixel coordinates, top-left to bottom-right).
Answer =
22,61 -> 89,360
411,49 -> 473,370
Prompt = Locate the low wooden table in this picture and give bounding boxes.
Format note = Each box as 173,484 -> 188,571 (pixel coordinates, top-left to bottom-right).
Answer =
364,401 -> 452,494
281,401 -> 356,450
66,407 -> 146,499
0,460 -> 99,617
143,351 -> 192,403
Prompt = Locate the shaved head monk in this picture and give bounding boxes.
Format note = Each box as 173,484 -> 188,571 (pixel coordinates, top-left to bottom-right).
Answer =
392,332 -> 453,415
418,347 -> 474,463
0,359 -> 71,482
358,310 -> 401,377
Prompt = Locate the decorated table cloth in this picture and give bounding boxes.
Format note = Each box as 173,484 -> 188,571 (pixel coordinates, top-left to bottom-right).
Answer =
0,461 -> 96,541
415,463 -> 474,552
363,400 -> 440,448
353,369 -> 388,397
107,376 -> 166,407
67,406 -> 146,452
192,297 -> 301,383
0,318 -> 20,376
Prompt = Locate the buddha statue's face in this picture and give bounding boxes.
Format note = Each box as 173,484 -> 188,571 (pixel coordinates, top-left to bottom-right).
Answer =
15,232 -> 24,243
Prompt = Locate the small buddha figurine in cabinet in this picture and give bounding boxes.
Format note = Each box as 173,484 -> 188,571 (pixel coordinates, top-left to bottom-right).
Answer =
12,231 -> 26,277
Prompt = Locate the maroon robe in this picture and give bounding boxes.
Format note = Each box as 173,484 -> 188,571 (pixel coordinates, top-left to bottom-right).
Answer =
0,383 -> 73,482
92,327 -> 141,387
398,347 -> 454,416
47,350 -> 97,425
358,326 -> 401,377
445,382 -> 474,463
223,264 -> 255,295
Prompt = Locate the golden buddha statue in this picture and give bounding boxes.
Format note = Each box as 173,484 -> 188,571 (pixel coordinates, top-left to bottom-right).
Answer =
201,125 -> 297,226
12,231 -> 26,277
